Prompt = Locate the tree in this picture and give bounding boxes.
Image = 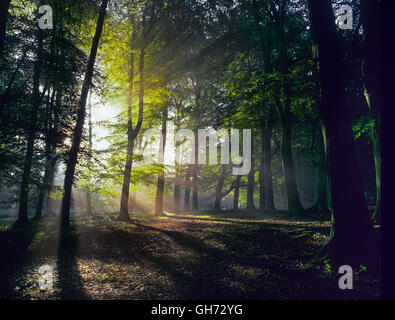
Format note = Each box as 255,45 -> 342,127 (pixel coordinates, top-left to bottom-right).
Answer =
16,29 -> 44,226
154,105 -> 168,216
307,0 -> 379,270
360,0 -> 381,221
0,0 -> 11,60
60,0 -> 109,226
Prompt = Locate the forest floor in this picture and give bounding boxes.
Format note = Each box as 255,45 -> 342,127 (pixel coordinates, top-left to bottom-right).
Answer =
0,211 -> 380,300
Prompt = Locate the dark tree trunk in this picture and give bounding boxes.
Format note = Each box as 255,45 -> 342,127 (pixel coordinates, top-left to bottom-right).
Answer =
44,89 -> 62,218
0,0 -> 11,60
43,157 -> 57,217
214,166 -> 226,210
36,149 -> 57,219
314,128 -> 330,216
35,88 -> 56,219
173,108 -> 182,214
233,175 -> 241,210
60,0 -> 108,227
247,133 -> 256,211
16,30 -> 44,226
361,0 -> 381,221
174,172 -> 181,213
192,130 -> 198,210
307,0 -> 379,270
184,166 -> 191,212
277,100 -> 304,215
155,107 -> 167,216
259,107 -> 275,213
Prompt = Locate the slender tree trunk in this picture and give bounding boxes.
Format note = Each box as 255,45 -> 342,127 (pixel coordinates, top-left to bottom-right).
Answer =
43,156 -> 57,217
60,0 -> 108,226
361,0 -> 381,222
44,89 -> 62,218
174,176 -> 181,213
85,92 -> 93,217
233,175 -> 241,210
184,166 -> 191,212
36,145 -> 56,219
247,133 -> 256,211
259,107 -> 275,213
214,166 -> 226,210
173,110 -> 182,213
118,13 -> 146,221
307,0 -> 379,270
192,129 -> 198,210
155,107 -> 167,216
0,0 -> 11,60
277,97 -> 304,215
35,88 -> 56,219
315,129 -> 330,216
16,30 -> 44,226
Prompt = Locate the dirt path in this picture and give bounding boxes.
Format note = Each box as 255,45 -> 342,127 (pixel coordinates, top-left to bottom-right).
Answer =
0,215 -> 380,300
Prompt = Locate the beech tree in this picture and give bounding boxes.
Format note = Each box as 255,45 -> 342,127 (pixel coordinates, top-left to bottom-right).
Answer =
307,0 -> 379,269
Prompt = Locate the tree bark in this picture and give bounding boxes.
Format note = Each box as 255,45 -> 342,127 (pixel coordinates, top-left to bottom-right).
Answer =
35,88 -> 56,219
259,107 -> 276,213
173,107 -> 182,213
361,0 -> 381,222
192,129 -> 198,210
60,0 -> 108,226
247,133 -> 256,211
0,0 -> 11,60
155,107 -> 167,216
16,30 -> 44,226
118,12 -> 146,222
85,91 -> 93,217
214,166 -> 226,210
233,175 -> 241,210
307,0 -> 379,270
184,166 -> 191,212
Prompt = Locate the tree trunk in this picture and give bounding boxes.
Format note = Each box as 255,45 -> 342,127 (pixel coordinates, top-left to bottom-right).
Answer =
214,166 -> 226,210
60,0 -> 108,226
43,157 -> 57,217
315,129 -> 330,216
155,107 -> 167,216
16,30 -> 44,226
233,175 -> 241,210
35,88 -> 56,219
174,177 -> 181,213
247,133 -> 256,211
118,13 -> 146,222
307,0 -> 379,270
259,107 -> 275,213
184,166 -> 191,212
0,0 -> 11,60
85,91 -> 93,217
361,0 -> 381,222
173,110 -> 182,214
192,129 -> 198,210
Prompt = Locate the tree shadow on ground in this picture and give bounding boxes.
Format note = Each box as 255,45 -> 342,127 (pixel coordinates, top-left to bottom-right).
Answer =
56,223 -> 89,299
0,221 -> 38,299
